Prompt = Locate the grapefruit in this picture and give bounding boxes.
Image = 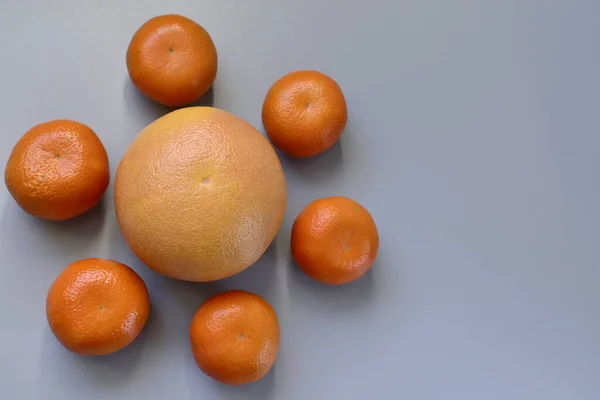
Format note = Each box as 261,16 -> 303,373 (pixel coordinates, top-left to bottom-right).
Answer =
115,107 -> 286,282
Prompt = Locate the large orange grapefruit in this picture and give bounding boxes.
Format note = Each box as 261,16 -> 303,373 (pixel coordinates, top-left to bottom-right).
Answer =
115,107 -> 286,282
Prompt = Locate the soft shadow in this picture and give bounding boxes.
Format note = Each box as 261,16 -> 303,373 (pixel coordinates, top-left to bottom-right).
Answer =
211,240 -> 279,298
123,79 -> 215,126
190,86 -> 215,107
38,324 -> 145,395
152,275 -> 217,315
219,363 -> 276,400
0,197 -> 106,263
103,222 -> 282,400
129,240 -> 279,320
286,251 -> 377,313
186,364 -> 277,400
138,240 -> 279,323
175,241 -> 280,399
32,197 -> 107,239
278,140 -> 344,183
104,213 -> 214,316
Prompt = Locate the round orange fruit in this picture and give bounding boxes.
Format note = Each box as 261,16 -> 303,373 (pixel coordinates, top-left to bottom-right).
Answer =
115,107 -> 286,282
262,70 -> 347,158
291,196 -> 379,285
126,14 -> 218,107
4,120 -> 109,220
190,290 -> 280,385
46,258 -> 150,356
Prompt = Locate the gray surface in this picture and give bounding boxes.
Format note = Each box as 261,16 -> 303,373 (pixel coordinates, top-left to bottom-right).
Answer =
0,1 -> 598,399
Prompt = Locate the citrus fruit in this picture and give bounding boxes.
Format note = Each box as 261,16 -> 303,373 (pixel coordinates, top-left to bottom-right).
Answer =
46,258 -> 150,356
262,70 -> 347,158
291,196 -> 379,285
4,120 -> 109,220
126,14 -> 218,107
190,290 -> 280,385
115,107 -> 286,282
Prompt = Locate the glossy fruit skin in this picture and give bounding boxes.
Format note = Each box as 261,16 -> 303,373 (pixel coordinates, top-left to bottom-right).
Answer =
291,196 -> 379,285
190,290 -> 280,385
4,120 -> 109,220
46,258 -> 150,356
115,107 -> 287,282
262,70 -> 347,158
126,14 -> 218,107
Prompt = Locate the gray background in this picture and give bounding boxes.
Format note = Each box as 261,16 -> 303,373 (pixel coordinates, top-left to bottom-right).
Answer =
0,1 -> 598,399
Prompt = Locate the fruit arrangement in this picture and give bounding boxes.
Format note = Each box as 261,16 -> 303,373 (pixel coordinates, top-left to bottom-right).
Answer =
4,14 -> 379,385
